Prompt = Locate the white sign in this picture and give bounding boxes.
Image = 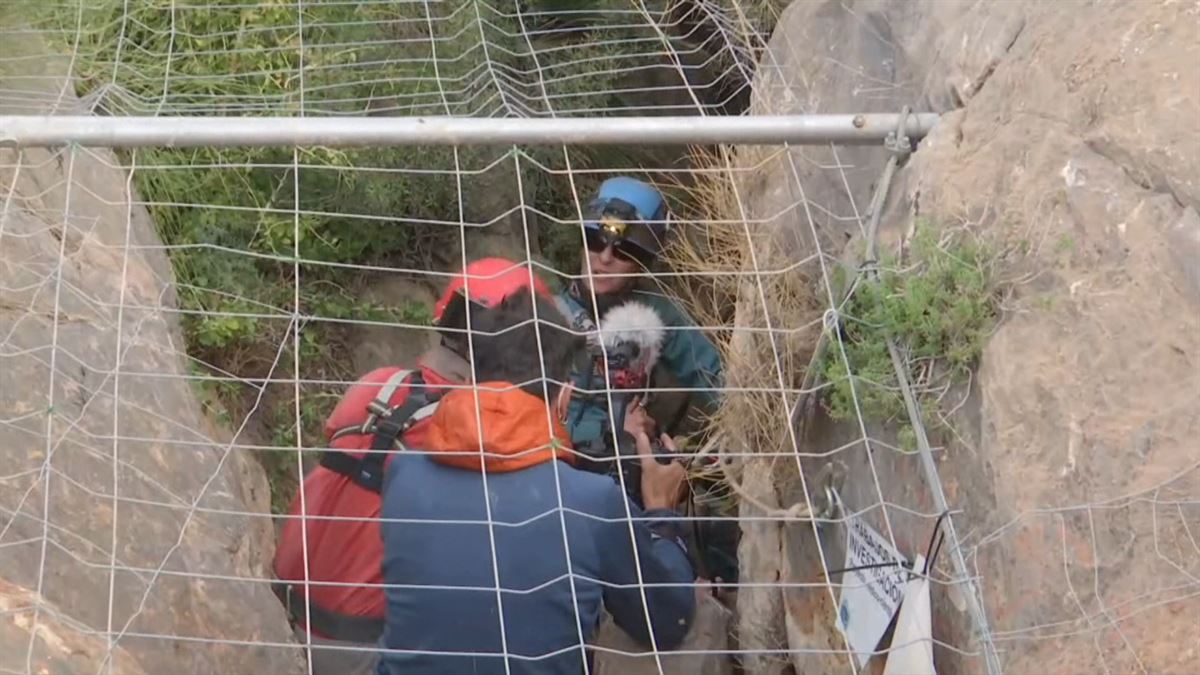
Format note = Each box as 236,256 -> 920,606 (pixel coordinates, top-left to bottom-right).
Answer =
836,512 -> 908,667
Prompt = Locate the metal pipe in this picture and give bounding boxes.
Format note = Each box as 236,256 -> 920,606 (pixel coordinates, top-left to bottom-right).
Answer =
0,113 -> 939,148
887,338 -> 1004,674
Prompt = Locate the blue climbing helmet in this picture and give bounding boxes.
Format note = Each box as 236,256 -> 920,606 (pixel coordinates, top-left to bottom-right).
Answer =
583,176 -> 670,266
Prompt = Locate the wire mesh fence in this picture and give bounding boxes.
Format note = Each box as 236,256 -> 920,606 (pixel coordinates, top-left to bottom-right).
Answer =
1,2 -> 1197,675
6,0 -> 762,118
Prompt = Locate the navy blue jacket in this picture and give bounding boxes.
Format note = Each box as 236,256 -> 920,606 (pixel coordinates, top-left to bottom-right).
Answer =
375,389 -> 696,675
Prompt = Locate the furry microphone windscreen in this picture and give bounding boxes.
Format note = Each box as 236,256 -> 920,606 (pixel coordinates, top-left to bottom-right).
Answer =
598,301 -> 666,380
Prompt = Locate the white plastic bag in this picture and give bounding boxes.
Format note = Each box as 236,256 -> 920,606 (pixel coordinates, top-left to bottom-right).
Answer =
883,554 -> 936,675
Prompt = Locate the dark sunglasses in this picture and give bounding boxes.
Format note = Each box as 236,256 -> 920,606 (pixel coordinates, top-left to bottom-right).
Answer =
584,225 -> 656,267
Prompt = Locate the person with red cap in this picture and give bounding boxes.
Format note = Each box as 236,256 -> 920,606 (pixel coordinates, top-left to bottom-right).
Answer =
374,284 -> 696,675
273,257 -> 553,675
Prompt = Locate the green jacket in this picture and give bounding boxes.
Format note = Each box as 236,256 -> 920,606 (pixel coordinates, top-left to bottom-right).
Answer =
555,282 -> 724,449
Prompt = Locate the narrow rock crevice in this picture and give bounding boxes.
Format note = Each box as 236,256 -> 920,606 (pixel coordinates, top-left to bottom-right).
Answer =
953,15 -> 1027,108
1085,136 -> 1193,212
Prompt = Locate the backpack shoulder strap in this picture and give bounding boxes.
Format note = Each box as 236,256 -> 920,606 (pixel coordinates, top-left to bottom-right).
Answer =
320,369 -> 440,493
328,368 -> 414,442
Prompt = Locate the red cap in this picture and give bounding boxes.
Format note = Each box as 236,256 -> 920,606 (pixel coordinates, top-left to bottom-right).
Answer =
433,257 -> 552,325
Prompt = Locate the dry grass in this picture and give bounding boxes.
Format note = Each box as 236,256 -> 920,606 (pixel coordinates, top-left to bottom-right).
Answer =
657,145 -> 827,513
652,142 -> 831,675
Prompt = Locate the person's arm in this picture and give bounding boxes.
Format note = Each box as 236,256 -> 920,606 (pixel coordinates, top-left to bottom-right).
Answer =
597,432 -> 696,650
645,296 -> 724,410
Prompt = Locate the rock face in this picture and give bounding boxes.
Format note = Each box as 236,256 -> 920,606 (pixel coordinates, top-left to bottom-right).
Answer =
1,580 -> 148,675
0,34 -> 305,675
593,595 -> 733,675
736,1 -> 1200,673
347,275 -> 440,377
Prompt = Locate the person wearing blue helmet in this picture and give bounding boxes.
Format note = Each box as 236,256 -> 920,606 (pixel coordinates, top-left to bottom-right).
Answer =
556,176 -> 724,466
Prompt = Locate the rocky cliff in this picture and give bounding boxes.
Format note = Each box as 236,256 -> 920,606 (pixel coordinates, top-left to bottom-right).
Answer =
735,0 -> 1199,673
0,34 -> 305,675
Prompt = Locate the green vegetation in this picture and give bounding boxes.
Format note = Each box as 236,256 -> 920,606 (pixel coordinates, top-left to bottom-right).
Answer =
31,0 -> 669,510
822,224 -> 999,450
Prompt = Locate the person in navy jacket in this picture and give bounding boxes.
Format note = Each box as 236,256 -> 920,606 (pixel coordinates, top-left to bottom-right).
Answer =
376,285 -> 696,675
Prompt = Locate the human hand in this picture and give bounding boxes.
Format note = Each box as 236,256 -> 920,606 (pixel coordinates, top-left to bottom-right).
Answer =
622,396 -> 656,441
638,433 -> 687,511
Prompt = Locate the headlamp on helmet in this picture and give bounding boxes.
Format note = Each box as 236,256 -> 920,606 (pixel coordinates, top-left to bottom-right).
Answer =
583,177 -> 671,266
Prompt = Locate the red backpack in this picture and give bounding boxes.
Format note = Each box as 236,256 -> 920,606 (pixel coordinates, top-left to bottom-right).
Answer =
273,367 -> 445,642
